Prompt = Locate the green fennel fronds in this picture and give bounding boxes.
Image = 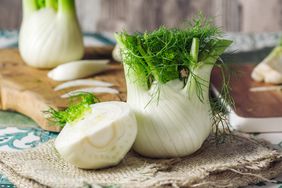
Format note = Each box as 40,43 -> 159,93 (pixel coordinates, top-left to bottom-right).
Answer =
115,15 -> 229,90
210,62 -> 235,141
44,92 -> 99,127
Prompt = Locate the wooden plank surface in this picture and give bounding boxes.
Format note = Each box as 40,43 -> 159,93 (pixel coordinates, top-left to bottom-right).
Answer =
211,64 -> 282,118
3,49 -> 281,131
0,48 -> 126,132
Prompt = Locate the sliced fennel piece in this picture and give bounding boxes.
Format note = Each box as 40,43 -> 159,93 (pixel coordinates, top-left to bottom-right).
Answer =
48,60 -> 110,81
54,79 -> 113,91
251,46 -> 282,84
55,101 -> 137,169
19,0 -> 84,68
61,87 -> 119,98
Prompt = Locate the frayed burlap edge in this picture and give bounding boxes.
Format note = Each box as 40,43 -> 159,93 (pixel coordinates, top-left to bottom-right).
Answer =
0,135 -> 282,188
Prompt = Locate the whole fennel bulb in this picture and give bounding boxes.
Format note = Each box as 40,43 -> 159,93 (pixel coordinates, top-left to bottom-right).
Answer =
19,0 -> 84,68
116,17 -> 232,158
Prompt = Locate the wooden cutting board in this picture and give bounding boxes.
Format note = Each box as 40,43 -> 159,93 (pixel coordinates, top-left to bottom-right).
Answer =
0,48 -> 126,132
211,64 -> 282,132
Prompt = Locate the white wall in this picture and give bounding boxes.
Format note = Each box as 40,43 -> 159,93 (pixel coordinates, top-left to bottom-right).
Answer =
0,0 -> 102,32
76,0 -> 101,32
0,0 -> 281,32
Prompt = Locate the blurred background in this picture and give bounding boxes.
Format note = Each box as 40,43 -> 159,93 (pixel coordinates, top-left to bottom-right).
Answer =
1,0 -> 282,33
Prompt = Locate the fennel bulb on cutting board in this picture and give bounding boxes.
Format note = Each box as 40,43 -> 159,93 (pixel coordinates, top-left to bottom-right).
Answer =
19,0 -> 84,68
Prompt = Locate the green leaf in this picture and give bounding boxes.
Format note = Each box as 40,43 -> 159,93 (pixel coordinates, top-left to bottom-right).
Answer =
36,0 -> 46,8
200,39 -> 233,65
44,92 -> 99,127
116,14 -> 231,90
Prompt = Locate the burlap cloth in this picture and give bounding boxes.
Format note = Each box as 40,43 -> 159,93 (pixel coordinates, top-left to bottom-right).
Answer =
0,135 -> 282,188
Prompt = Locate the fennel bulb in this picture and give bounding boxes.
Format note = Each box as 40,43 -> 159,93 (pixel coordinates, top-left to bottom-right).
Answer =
116,17 -> 232,158
55,101 -> 137,169
19,0 -> 84,68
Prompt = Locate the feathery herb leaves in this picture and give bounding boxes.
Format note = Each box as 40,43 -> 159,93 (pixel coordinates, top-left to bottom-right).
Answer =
116,15 -> 228,89
44,92 -> 99,127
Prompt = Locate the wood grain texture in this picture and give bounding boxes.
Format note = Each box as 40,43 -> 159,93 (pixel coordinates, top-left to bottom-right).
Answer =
0,48 -> 125,132
211,64 -> 282,118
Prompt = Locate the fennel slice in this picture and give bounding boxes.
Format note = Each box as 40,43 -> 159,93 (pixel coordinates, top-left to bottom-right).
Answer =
48,60 -> 110,81
54,79 -> 114,91
61,87 -> 119,98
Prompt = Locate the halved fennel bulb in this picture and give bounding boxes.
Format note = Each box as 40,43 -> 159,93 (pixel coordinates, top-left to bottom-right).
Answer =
55,101 -> 137,169
19,0 -> 84,68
